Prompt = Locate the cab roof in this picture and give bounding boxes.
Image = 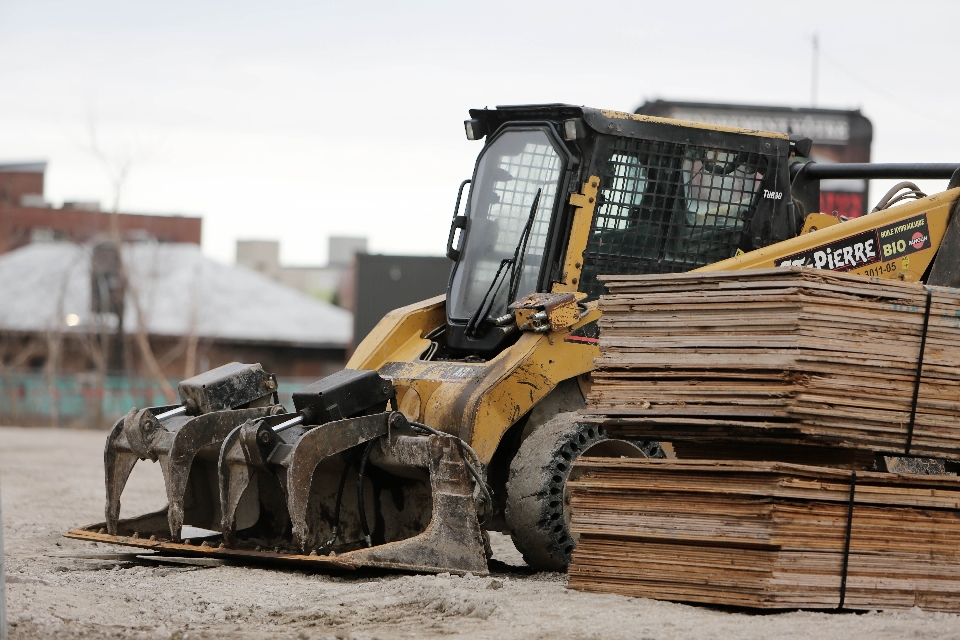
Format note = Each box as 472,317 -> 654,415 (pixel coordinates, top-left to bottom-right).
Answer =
468,104 -> 790,142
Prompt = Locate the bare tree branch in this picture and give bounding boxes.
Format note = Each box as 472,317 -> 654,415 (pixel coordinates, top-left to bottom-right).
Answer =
183,268 -> 200,379
84,117 -> 176,403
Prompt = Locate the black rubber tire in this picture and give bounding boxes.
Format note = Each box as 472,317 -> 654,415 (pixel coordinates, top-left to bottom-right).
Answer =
505,412 -> 640,571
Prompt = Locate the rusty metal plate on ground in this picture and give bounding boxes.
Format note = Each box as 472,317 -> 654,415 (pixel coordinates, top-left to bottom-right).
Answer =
64,518 -> 487,576
64,524 -> 362,572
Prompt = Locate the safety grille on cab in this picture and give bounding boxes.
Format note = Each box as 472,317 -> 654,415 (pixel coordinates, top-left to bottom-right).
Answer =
580,137 -> 769,298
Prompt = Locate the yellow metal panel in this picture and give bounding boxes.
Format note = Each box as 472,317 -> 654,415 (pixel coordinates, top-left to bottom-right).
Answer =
382,359 -> 478,437
696,189 -> 960,283
800,212 -> 841,235
553,176 -> 599,293
465,305 -> 602,463
469,340 -> 598,462
372,303 -> 601,464
347,295 -> 446,370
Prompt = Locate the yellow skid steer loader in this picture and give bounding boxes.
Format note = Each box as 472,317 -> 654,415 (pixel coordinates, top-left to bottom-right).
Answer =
69,104 -> 960,575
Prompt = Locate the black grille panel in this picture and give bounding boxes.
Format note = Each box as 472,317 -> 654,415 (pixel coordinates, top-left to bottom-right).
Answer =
580,137 -> 769,298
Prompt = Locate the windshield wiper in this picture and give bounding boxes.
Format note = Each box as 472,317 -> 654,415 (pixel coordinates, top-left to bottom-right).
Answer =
465,189 -> 542,338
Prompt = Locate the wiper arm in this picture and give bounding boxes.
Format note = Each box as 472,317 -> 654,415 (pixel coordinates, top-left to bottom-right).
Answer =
465,189 -> 541,338
507,189 -> 541,304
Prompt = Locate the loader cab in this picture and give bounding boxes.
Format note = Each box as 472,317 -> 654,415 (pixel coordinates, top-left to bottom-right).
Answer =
445,105 -> 797,357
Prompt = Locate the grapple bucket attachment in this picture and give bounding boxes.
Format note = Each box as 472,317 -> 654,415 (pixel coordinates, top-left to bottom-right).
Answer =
80,367 -> 489,575
215,409 -> 487,575
72,411 -> 489,575
340,426 -> 489,574
218,412 -> 392,548
103,362 -> 282,539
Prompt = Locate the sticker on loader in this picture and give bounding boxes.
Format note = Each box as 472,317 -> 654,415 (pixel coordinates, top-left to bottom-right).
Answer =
878,214 -> 931,259
778,213 -> 931,272
778,229 -> 881,272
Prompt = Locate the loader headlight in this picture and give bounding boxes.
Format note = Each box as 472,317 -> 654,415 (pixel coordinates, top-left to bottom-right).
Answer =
464,119 -> 487,141
563,118 -> 584,141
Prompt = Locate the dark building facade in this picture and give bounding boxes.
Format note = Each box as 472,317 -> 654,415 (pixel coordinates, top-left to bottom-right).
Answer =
636,101 -> 873,219
353,254 -> 451,347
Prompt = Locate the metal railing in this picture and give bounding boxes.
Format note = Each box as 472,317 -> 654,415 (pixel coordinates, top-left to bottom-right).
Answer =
0,373 -> 317,428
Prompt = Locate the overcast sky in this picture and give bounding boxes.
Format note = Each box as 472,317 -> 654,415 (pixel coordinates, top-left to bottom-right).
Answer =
3,1 -> 959,266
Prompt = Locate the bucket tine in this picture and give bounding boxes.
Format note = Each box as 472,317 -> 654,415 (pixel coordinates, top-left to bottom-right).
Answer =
339,433 -> 489,575
104,450 -> 139,536
218,420 -> 268,546
104,406 -> 177,534
278,413 -> 393,552
104,411 -> 142,535
159,407 -> 281,540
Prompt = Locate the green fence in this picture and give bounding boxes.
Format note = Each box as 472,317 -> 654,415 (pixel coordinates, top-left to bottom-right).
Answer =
0,373 -> 315,428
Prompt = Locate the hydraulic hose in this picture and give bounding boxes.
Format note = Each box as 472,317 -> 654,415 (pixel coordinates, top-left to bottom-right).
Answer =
871,181 -> 927,213
318,460 -> 352,551
409,420 -> 493,506
356,440 -> 376,548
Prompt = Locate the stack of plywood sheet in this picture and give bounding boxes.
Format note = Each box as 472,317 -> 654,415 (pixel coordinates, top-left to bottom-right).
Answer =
584,268 -> 960,460
567,458 -> 960,611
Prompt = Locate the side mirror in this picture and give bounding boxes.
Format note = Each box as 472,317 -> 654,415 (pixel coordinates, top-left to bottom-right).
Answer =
789,134 -> 813,158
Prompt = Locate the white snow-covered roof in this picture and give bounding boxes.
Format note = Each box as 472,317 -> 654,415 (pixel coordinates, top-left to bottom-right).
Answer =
0,242 -> 352,347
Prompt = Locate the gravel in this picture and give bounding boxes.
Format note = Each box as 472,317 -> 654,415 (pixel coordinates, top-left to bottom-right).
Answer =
2,425 -> 959,639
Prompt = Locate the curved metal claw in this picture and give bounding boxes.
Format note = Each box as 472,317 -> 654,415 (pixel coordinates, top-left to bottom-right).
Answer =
218,412 -> 391,550
104,411 -> 138,535
218,418 -> 273,546
337,434 -> 489,575
103,405 -> 177,535
161,407 -> 280,540
280,413 -> 392,551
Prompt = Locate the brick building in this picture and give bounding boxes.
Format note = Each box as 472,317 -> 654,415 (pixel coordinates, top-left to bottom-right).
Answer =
0,161 -> 201,255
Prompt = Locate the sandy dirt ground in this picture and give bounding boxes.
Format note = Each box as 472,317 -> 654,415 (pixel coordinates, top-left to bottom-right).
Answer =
2,426 -> 960,639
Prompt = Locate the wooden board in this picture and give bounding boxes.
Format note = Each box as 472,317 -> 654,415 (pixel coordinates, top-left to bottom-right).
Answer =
586,268 -> 960,460
567,458 -> 960,611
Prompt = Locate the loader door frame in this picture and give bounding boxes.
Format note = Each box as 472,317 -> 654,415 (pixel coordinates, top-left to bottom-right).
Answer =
445,122 -> 577,355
